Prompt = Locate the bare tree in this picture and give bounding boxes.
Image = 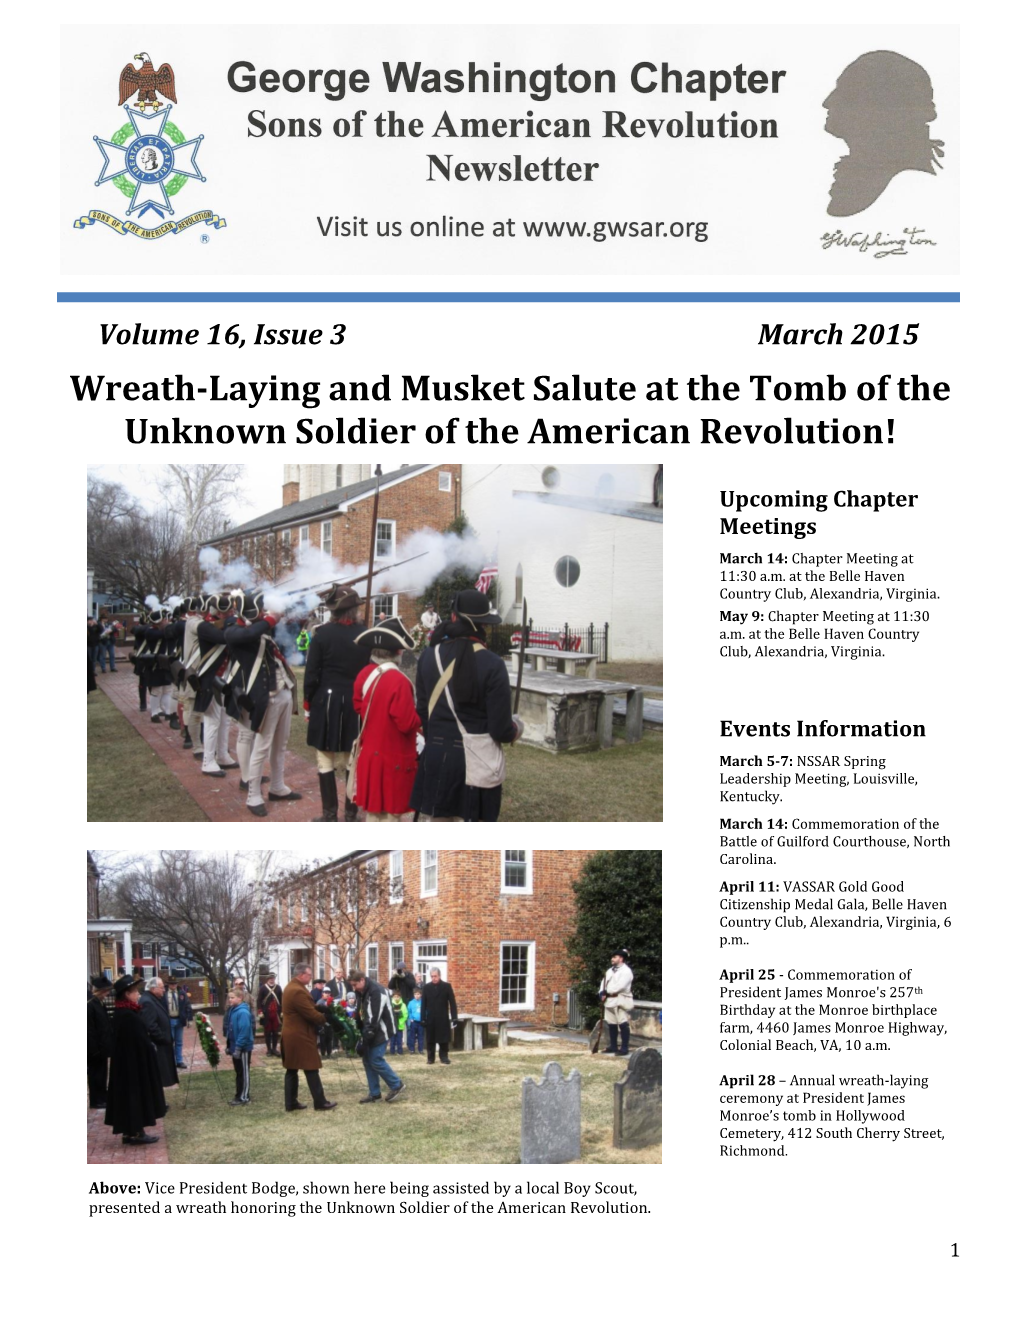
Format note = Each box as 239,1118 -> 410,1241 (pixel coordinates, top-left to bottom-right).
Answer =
109,851 -> 267,1007
156,465 -> 248,549
88,475 -> 191,604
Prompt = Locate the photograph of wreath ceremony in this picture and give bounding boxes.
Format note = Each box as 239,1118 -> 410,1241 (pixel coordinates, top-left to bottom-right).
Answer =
86,849 -> 663,1165
87,462 -> 663,823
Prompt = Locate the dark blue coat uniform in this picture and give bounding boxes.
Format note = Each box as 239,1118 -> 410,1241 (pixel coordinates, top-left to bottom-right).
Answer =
409,641 -> 515,821
304,622 -> 373,753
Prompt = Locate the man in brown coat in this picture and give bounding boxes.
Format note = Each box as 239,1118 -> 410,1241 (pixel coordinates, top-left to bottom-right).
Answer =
281,964 -> 337,1112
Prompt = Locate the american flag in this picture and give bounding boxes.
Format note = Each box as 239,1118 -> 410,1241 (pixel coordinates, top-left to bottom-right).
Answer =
475,565 -> 499,593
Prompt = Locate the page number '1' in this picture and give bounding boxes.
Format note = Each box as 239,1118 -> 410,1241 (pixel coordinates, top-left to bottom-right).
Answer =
951,1244 -> 959,1257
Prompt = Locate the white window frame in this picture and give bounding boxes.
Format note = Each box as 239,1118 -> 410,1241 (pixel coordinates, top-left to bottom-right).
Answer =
329,945 -> 339,978
389,943 -> 405,978
364,856 -> 380,907
316,945 -> 326,979
375,518 -> 396,560
414,940 -> 448,980
373,592 -> 398,624
499,941 -> 536,1012
321,520 -> 332,555
389,850 -> 404,904
501,849 -> 533,895
281,528 -> 292,547
299,524 -> 310,547
438,471 -> 452,492
366,943 -> 379,981
421,849 -> 439,897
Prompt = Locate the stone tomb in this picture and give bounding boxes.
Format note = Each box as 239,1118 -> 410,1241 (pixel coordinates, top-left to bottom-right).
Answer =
520,1060 -> 582,1164
513,670 -> 645,752
613,1048 -> 662,1149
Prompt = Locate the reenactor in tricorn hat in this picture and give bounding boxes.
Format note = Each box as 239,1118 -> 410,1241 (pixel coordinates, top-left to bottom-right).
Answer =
409,589 -> 521,822
193,593 -> 241,778
304,586 -> 373,822
224,592 -> 301,817
350,616 -> 420,821
143,606 -> 180,728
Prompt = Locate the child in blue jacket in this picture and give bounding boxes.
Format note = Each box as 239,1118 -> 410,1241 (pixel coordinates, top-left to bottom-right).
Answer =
225,991 -> 255,1104
406,988 -> 425,1054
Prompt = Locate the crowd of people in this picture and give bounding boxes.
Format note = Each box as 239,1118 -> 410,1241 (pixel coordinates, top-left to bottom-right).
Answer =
87,612 -> 123,691
94,585 -> 522,822
88,952 -> 637,1145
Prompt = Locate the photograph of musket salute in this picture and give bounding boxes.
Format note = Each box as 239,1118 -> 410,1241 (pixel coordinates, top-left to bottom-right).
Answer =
87,462 -> 663,823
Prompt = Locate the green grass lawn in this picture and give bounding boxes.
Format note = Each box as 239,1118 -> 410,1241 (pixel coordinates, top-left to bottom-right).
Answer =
87,689 -> 206,821
165,1041 -> 660,1165
87,672 -> 662,823
288,670 -> 663,823
597,662 -> 663,686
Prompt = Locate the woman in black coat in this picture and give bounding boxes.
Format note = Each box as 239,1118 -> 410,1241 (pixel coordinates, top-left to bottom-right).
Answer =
304,589 -> 373,822
410,591 -> 520,823
421,969 -> 458,1065
104,977 -> 167,1146
86,976 -> 114,1107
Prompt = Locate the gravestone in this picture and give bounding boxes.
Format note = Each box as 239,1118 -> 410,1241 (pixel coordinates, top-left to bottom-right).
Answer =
521,1060 -> 582,1164
613,1048 -> 662,1149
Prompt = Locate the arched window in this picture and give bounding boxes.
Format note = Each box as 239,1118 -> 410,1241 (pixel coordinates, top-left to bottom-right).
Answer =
653,465 -> 664,507
541,465 -> 561,489
515,563 -> 524,605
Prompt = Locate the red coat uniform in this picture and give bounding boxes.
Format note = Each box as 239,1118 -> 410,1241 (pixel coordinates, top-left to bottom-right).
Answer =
352,663 -> 421,815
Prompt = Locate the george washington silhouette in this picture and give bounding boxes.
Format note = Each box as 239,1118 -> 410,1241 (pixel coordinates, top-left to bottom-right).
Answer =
824,51 -> 944,216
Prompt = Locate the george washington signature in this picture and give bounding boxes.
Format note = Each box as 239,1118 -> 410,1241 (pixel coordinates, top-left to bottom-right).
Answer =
820,226 -> 937,258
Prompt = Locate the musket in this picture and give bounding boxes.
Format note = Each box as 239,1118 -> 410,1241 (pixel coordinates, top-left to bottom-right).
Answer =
279,551 -> 428,597
513,598 -> 529,716
363,464 -> 383,623
590,997 -> 606,1054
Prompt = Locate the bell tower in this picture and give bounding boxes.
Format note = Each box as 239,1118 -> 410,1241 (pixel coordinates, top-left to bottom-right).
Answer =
282,464 -> 372,505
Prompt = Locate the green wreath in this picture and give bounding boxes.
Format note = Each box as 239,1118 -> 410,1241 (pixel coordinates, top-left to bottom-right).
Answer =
110,120 -> 189,200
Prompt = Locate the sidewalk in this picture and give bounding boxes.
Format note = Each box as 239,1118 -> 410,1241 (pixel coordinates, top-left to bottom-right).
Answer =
96,668 -> 324,822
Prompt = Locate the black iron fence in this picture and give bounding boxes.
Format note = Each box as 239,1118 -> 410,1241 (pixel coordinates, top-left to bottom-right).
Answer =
488,620 -> 610,664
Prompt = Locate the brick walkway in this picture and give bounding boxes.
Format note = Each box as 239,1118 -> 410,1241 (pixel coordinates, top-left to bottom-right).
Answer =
86,1023 -> 272,1164
97,667 -> 326,822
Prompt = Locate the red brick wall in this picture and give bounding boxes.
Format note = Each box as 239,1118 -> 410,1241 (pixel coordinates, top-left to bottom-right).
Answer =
279,850 -> 599,1024
216,467 -> 460,611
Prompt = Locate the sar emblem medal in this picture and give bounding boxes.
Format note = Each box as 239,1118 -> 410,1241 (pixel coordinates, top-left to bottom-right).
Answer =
74,53 -> 227,240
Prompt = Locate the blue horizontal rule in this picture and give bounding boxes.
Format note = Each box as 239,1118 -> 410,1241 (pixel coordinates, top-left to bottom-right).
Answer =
57,290 -> 959,303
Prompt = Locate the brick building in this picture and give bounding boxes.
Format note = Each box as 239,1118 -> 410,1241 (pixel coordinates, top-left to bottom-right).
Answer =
204,463 -> 461,623
264,849 -> 599,1024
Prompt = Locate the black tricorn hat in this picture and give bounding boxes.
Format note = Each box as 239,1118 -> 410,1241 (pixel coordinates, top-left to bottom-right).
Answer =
241,591 -> 264,621
318,583 -> 362,612
90,974 -> 114,991
208,592 -> 233,614
113,974 -> 144,997
451,588 -> 501,626
355,616 -> 415,653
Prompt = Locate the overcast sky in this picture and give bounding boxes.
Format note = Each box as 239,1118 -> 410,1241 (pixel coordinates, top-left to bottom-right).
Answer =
88,463 -> 404,528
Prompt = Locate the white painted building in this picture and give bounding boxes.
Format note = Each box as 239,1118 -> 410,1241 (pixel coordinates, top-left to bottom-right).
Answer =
461,464 -> 663,661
